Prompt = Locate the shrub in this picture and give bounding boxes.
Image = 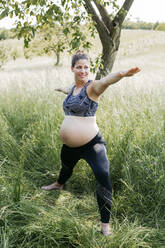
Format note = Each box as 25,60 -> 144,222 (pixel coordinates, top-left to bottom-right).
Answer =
156,23 -> 165,31
0,45 -> 9,69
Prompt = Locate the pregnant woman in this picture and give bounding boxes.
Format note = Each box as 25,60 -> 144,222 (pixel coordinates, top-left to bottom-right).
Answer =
41,51 -> 140,236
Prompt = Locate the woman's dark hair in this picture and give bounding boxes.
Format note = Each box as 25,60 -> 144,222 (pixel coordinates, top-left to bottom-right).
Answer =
71,50 -> 90,68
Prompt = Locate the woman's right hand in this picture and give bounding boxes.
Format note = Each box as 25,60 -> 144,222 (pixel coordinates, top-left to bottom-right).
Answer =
54,87 -> 71,95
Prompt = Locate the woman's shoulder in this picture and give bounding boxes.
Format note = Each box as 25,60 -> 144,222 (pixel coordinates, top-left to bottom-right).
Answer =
86,80 -> 99,103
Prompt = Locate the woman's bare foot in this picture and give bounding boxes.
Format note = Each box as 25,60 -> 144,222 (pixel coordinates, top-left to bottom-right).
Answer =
101,223 -> 112,236
41,182 -> 64,191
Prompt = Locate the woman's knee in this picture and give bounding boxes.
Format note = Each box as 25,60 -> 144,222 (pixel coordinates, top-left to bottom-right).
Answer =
95,166 -> 110,180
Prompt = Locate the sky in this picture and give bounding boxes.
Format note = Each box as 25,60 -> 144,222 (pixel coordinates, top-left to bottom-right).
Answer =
119,0 -> 165,23
0,0 -> 165,29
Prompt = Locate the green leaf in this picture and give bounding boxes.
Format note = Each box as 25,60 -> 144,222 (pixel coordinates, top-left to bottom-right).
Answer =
31,27 -> 35,37
36,14 -> 41,23
30,11 -> 34,16
0,9 -> 9,20
61,0 -> 66,6
40,0 -> 46,6
24,39 -> 29,48
63,27 -> 69,35
9,11 -> 13,18
24,22 -> 28,27
25,9 -> 29,14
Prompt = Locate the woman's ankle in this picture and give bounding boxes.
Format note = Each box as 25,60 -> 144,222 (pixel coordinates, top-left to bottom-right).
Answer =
56,181 -> 63,187
101,222 -> 111,236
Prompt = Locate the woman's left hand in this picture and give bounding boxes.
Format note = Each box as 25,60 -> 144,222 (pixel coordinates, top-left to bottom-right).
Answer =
120,67 -> 141,77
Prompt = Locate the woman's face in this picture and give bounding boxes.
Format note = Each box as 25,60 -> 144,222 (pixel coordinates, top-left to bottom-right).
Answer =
71,59 -> 90,84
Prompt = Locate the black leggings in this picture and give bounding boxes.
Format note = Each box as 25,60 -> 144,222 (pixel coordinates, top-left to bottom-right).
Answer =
58,132 -> 112,223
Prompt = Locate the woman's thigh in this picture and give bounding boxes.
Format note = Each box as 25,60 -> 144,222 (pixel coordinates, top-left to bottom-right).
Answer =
60,145 -> 81,169
83,143 -> 112,190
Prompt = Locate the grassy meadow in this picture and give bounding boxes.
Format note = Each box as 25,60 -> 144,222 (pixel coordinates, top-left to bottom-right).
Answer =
0,29 -> 165,247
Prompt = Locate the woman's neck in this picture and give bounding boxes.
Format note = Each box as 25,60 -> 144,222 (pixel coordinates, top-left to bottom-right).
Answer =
75,80 -> 88,88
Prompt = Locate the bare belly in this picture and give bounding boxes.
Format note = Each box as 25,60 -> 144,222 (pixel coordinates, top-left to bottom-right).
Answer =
60,116 -> 99,147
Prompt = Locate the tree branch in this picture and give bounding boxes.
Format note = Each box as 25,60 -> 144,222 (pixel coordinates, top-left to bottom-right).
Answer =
83,0 -> 107,35
92,0 -> 112,33
113,0 -> 134,26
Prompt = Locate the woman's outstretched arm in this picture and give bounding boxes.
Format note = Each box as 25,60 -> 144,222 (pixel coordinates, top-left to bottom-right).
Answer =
89,67 -> 140,97
55,86 -> 72,95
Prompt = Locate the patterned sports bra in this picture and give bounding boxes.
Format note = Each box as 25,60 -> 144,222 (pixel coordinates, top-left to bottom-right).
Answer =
63,80 -> 98,117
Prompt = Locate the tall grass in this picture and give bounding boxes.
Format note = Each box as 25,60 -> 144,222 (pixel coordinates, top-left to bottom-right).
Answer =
0,30 -> 165,247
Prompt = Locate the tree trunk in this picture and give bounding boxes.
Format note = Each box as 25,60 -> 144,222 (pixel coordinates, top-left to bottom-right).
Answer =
55,44 -> 61,66
96,28 -> 121,79
84,0 -> 134,79
55,49 -> 60,66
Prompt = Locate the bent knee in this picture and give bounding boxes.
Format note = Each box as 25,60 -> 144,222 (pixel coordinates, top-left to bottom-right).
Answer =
95,168 -> 110,179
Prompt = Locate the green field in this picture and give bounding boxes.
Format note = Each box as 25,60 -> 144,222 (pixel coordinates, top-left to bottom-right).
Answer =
0,30 -> 165,247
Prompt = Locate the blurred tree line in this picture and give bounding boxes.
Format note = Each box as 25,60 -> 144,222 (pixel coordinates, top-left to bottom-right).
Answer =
0,28 -> 23,69
0,28 -> 14,40
122,19 -> 165,31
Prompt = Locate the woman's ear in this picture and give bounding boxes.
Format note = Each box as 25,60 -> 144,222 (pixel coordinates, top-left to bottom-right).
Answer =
71,66 -> 74,72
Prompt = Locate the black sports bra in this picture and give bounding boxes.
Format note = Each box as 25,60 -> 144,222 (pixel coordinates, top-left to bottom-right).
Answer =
63,80 -> 98,117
